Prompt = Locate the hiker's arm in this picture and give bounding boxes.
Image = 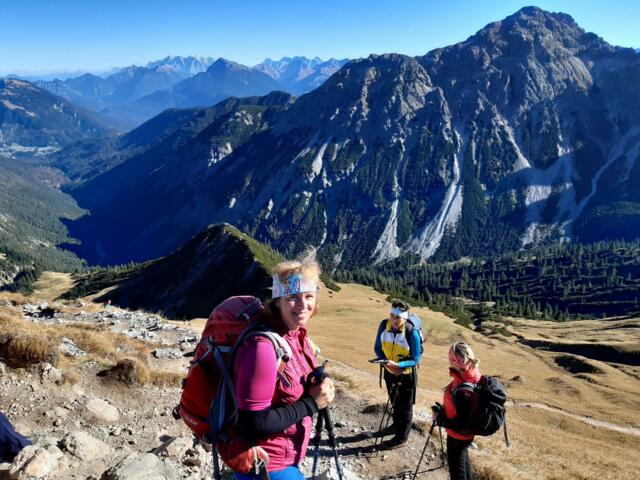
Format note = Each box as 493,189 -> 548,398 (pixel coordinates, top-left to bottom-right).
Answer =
374,321 -> 385,359
442,391 -> 472,430
238,397 -> 319,436
397,329 -> 422,369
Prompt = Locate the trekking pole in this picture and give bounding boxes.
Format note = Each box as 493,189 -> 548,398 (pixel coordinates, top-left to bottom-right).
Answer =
322,407 -> 344,480
438,425 -> 447,476
311,409 -> 325,480
411,418 -> 437,480
373,382 -> 398,451
309,360 -> 343,480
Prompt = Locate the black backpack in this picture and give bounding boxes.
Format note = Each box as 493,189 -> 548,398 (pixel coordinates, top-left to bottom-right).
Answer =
452,375 -> 509,445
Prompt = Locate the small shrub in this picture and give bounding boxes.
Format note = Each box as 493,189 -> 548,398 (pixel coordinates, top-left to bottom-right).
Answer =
0,333 -> 59,367
98,358 -> 150,386
149,370 -> 183,387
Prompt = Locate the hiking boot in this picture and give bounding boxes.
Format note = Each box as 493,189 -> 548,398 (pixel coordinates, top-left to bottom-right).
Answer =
381,437 -> 407,450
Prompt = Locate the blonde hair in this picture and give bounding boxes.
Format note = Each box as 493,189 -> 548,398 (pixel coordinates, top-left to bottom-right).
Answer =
272,250 -> 321,285
451,341 -> 480,369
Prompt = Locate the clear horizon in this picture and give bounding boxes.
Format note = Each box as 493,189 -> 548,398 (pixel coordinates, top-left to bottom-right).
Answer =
2,0 -> 639,78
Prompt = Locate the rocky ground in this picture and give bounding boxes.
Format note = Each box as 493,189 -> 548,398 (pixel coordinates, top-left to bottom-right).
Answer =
0,300 -> 445,480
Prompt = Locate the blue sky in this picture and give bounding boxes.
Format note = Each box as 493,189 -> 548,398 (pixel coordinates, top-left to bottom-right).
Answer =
1,0 -> 639,76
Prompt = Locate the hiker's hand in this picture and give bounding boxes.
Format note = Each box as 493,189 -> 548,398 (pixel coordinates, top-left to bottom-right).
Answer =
310,377 -> 335,409
431,402 -> 443,418
386,361 -> 403,375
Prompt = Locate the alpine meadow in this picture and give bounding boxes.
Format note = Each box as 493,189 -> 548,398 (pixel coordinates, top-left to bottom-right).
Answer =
0,3 -> 639,480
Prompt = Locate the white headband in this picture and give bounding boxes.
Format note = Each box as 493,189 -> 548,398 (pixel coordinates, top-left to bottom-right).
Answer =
390,307 -> 409,319
272,273 -> 318,299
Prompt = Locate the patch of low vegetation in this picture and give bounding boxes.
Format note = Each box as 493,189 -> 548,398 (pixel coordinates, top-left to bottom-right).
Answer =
149,370 -> 183,387
0,332 -> 59,367
554,355 -> 605,375
61,261 -> 149,300
98,358 -> 150,386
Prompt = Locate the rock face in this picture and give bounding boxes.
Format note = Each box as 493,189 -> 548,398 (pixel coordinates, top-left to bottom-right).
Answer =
66,7 -> 640,269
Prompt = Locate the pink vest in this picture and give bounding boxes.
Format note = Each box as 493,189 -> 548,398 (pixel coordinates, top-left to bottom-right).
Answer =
235,326 -> 318,471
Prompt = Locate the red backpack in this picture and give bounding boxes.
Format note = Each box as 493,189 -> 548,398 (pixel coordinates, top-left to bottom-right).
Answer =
175,296 -> 291,477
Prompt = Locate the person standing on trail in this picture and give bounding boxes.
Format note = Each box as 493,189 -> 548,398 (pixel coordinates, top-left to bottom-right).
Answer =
232,254 -> 335,480
433,341 -> 481,480
373,299 -> 422,449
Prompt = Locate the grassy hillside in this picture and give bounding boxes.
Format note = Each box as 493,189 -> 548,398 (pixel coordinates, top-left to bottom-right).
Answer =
307,283 -> 640,480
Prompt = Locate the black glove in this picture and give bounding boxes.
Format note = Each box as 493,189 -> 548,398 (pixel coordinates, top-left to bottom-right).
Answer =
431,402 -> 443,423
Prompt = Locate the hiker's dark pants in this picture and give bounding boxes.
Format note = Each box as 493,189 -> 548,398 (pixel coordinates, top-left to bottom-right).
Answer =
447,435 -> 473,480
384,369 -> 416,442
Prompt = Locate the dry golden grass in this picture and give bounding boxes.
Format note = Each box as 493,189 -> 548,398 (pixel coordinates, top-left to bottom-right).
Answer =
0,291 -> 33,306
0,333 -> 59,367
30,271 -> 75,301
0,305 -> 150,368
308,282 -> 640,480
0,306 -> 23,325
149,370 -> 184,387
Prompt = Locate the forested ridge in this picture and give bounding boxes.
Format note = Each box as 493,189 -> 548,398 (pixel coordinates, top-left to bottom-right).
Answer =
336,240 -> 640,321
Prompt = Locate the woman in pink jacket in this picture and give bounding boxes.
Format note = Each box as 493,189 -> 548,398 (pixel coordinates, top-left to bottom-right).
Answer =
440,342 -> 481,480
233,255 -> 335,480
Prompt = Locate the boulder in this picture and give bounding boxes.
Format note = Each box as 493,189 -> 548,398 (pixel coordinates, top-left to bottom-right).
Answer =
8,446 -> 58,479
100,453 -> 179,480
61,431 -> 111,460
151,348 -> 182,360
59,337 -> 87,357
153,434 -> 194,460
39,363 -> 63,383
86,398 -> 120,423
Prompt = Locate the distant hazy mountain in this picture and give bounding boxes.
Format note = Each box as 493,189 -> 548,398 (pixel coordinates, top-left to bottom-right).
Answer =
102,59 -> 281,128
36,56 -> 346,129
0,78 -> 111,152
35,56 -> 215,128
255,56 -> 349,94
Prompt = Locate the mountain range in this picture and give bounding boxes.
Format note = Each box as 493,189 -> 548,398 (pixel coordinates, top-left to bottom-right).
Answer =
62,7 -> 640,269
0,78 -> 111,154
34,56 -> 347,129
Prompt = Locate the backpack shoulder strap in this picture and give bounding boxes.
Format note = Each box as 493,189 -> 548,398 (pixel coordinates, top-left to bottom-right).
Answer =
241,329 -> 292,365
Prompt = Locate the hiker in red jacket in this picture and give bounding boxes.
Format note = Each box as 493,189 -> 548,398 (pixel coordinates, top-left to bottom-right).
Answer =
433,342 -> 481,480
233,255 -> 335,480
